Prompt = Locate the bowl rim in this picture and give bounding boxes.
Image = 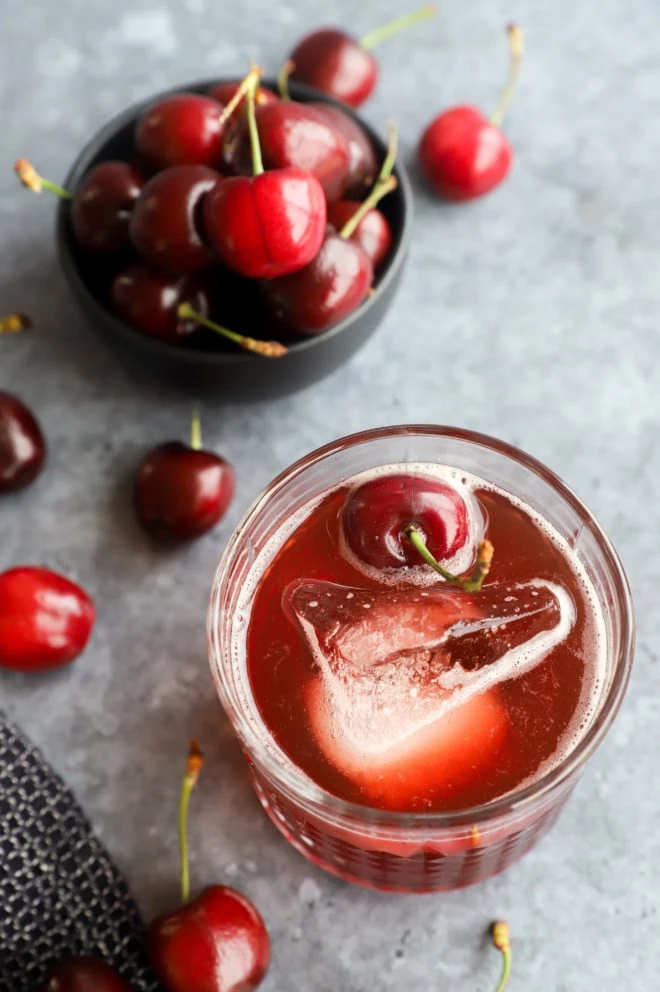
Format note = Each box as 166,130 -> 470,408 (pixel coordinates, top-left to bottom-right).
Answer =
56,77 -> 414,366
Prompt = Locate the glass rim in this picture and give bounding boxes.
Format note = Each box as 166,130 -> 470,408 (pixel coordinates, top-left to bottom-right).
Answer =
208,424 -> 635,829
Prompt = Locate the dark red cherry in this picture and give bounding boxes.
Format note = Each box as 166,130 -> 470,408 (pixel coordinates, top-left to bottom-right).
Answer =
232,102 -> 350,201
135,93 -> 225,170
0,391 -> 46,492
262,231 -> 373,334
39,956 -> 134,992
327,199 -> 392,269
310,103 -> 377,196
129,165 -> 220,272
111,264 -> 210,343
208,80 -> 278,112
134,415 -> 235,542
342,473 -> 470,570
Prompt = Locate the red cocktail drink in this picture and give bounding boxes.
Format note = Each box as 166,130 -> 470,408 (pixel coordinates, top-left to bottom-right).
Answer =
209,427 -> 633,892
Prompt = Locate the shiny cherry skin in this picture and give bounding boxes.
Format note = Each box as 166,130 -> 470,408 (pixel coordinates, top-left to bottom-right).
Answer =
129,165 -> 220,272
39,957 -> 134,992
135,93 -> 225,170
232,102 -> 350,201
342,473 -> 470,569
326,199 -> 392,270
310,103 -> 377,196
203,168 -> 326,279
148,884 -> 270,992
262,232 -> 372,334
72,161 -> 143,254
134,441 -> 235,542
111,265 -> 210,343
418,106 -> 512,201
208,80 -> 278,112
0,566 -> 95,672
290,29 -> 377,108
0,391 -> 46,492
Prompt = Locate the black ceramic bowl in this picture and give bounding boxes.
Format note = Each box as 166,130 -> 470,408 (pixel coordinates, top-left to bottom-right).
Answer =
56,78 -> 412,400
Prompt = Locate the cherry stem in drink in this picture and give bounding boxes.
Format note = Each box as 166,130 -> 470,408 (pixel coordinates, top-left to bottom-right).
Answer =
177,304 -> 287,358
490,24 -> 524,128
218,65 -> 264,125
190,407 -> 203,451
359,4 -> 436,50
403,525 -> 494,593
14,158 -> 72,200
491,920 -> 512,992
245,73 -> 265,176
277,59 -> 294,101
179,740 -> 204,905
0,312 -> 31,334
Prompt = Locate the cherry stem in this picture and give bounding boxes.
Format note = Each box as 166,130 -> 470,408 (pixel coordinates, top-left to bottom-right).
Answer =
0,312 -> 31,334
491,921 -> 512,992
360,4 -> 436,51
491,24 -> 524,128
277,59 -> 294,101
178,304 -> 287,358
190,407 -> 202,451
403,525 -> 494,593
379,122 -> 398,181
245,73 -> 264,176
340,175 -> 397,240
14,158 -> 72,200
179,740 -> 203,905
218,66 -> 263,125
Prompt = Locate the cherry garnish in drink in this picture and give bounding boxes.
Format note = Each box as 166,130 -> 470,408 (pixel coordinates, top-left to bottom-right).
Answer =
129,165 -> 220,272
15,159 -> 143,254
147,742 -> 270,992
289,5 -> 436,107
39,957 -> 134,992
326,198 -> 392,269
310,103 -> 378,197
418,25 -> 523,201
0,566 -> 95,672
204,78 -> 326,278
134,411 -> 235,542
0,391 -> 46,492
111,265 -> 210,343
135,93 -> 226,170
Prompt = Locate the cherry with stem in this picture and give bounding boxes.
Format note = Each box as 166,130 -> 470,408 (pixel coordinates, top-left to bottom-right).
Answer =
491,920 -> 512,992
404,525 -> 494,592
178,304 -> 287,357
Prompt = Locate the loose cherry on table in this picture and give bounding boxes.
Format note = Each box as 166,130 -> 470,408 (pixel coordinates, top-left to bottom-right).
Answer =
204,74 -> 327,279
418,24 -> 523,201
15,159 -> 143,254
111,264 -> 211,343
0,390 -> 46,493
134,410 -> 236,542
129,165 -> 221,272
289,5 -> 436,108
135,93 -> 226,170
147,742 -> 270,992
39,957 -> 134,992
0,566 -> 95,672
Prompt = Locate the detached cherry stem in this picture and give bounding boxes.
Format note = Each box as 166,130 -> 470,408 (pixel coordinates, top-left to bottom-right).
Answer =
14,158 -> 72,200
277,59 -> 294,101
0,312 -> 31,334
403,525 -> 494,593
177,304 -> 287,358
359,4 -> 436,50
491,24 -> 524,128
340,123 -> 398,240
491,920 -> 512,992
179,740 -> 204,906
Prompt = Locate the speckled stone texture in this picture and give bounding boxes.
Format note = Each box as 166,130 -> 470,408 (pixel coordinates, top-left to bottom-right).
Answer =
1,0 -> 659,989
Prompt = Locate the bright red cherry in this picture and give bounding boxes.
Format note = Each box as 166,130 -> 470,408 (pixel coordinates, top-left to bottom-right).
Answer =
342,473 -> 470,570
134,412 -> 235,542
14,159 -> 143,254
0,566 -> 95,672
39,957 -> 134,992
135,93 -> 225,170
129,165 -> 220,272
0,391 -> 46,492
147,742 -> 270,992
327,199 -> 392,269
289,6 -> 436,108
111,265 -> 210,343
418,24 -> 523,201
310,103 -> 377,197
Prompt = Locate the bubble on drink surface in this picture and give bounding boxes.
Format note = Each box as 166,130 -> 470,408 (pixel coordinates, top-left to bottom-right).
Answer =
285,578 -> 576,785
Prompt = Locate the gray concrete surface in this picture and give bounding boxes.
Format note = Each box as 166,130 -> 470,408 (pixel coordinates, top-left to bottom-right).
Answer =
2,0 -> 659,988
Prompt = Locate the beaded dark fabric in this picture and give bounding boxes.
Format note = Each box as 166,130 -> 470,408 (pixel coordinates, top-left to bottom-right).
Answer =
0,712 -> 158,992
